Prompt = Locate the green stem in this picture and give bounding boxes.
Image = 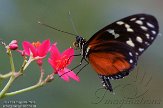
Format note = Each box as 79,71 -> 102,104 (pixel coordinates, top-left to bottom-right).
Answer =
0,72 -> 12,79
19,59 -> 27,73
23,57 -> 33,71
5,82 -> 45,97
0,76 -> 15,98
38,65 -> 44,83
2,73 -> 54,98
0,50 -> 16,98
8,50 -> 15,72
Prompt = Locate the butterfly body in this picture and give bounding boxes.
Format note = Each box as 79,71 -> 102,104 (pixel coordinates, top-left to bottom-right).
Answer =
73,14 -> 159,92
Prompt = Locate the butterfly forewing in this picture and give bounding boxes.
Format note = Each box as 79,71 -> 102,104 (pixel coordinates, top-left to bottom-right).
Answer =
86,14 -> 159,56
79,14 -> 159,91
85,14 -> 159,86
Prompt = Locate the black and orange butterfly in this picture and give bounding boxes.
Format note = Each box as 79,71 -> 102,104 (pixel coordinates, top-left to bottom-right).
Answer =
39,13 -> 159,92
72,14 -> 159,92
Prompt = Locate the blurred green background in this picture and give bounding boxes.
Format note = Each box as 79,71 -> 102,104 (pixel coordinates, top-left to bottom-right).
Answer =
0,0 -> 163,108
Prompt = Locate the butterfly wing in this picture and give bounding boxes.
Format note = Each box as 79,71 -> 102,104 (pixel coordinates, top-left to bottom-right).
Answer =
88,41 -> 137,78
88,41 -> 138,92
86,14 -> 159,56
85,14 -> 159,91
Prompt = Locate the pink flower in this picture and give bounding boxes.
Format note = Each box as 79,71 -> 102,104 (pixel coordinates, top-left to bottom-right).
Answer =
9,40 -> 18,50
22,39 -> 50,65
48,43 -> 80,82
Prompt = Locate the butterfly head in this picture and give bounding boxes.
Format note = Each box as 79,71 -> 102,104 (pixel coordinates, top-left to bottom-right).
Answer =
73,36 -> 86,49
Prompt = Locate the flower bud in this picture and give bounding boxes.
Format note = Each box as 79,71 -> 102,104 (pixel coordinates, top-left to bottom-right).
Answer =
9,40 -> 18,50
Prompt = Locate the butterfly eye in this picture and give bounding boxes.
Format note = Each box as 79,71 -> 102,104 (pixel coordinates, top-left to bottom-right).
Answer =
76,36 -> 84,43
73,41 -> 79,49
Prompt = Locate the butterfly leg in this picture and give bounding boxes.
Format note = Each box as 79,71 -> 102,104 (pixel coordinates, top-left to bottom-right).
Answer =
65,53 -> 82,71
99,75 -> 113,92
70,57 -> 84,71
60,56 -> 89,77
76,58 -> 89,75
59,54 -> 81,77
67,54 -> 81,64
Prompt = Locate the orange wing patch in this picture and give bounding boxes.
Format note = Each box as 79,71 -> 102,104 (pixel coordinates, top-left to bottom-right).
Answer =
88,52 -> 130,76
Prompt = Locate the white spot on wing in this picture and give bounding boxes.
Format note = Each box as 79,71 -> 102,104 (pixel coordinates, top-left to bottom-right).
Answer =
127,28 -> 134,32
130,18 -> 136,21
129,52 -> 133,56
140,26 -> 148,31
146,34 -> 150,39
126,38 -> 135,47
145,42 -> 150,45
152,30 -> 156,35
125,24 -> 134,32
107,29 -> 120,38
139,48 -> 144,52
147,22 -> 155,28
114,34 -> 120,38
125,24 -> 130,28
151,37 -> 154,40
116,21 -> 124,25
129,59 -> 133,63
136,52 -> 139,55
107,29 -> 114,34
136,36 -> 143,43
140,17 -> 145,20
135,20 -> 143,25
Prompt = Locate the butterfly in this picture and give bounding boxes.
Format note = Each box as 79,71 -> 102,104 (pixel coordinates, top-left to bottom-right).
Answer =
73,14 -> 159,92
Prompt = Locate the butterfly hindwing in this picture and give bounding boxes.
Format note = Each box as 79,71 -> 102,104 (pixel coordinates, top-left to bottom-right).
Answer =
88,41 -> 138,77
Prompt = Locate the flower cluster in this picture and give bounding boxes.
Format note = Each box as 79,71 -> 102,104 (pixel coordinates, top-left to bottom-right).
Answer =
20,39 -> 80,82
0,39 -> 80,99
0,34 -> 84,100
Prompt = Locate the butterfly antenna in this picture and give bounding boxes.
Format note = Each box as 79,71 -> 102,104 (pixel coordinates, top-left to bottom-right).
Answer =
68,11 -> 79,35
37,21 -> 78,37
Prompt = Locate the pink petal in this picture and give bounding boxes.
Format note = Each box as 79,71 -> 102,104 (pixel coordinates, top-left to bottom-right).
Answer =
48,58 -> 57,71
37,39 -> 50,57
58,70 -> 70,82
22,41 -> 36,56
50,43 -> 61,60
64,68 -> 80,82
62,48 -> 74,64
10,40 -> 18,44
